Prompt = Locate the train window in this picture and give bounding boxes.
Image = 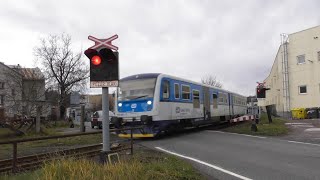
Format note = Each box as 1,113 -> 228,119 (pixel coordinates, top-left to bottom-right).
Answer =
212,94 -> 218,108
192,90 -> 200,108
218,94 -> 224,103
219,93 -> 228,104
162,80 -> 170,99
174,83 -> 180,99
182,85 -> 190,100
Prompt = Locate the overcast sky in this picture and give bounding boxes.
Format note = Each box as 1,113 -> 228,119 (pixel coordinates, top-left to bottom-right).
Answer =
0,0 -> 319,96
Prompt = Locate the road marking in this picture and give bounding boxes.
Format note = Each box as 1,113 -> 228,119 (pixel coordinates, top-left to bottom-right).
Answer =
206,130 -> 267,139
287,140 -> 320,147
155,147 -> 252,180
304,128 -> 320,132
285,123 -> 312,125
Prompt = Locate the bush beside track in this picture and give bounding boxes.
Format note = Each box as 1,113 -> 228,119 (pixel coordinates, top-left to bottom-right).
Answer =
224,113 -> 289,136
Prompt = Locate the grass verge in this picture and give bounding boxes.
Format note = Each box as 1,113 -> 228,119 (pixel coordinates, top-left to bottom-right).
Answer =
1,147 -> 204,180
223,113 -> 289,136
0,122 -> 101,159
0,128 -> 16,138
0,133 -> 104,159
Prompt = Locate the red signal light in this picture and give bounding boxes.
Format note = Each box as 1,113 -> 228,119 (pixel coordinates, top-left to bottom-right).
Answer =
91,55 -> 101,65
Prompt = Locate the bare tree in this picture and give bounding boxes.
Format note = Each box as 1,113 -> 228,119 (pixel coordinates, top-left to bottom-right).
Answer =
34,34 -> 89,119
201,75 -> 223,88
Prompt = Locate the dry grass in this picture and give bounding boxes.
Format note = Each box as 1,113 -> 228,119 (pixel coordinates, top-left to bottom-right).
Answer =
1,148 -> 204,180
0,133 -> 103,159
0,128 -> 16,138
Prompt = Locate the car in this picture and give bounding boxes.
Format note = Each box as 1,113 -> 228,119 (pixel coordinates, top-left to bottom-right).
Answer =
91,110 -> 115,129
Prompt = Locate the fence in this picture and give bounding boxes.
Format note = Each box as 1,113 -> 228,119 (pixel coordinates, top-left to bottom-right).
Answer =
0,126 -> 142,173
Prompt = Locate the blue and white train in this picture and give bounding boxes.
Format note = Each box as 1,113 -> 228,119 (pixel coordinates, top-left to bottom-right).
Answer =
113,73 -> 247,138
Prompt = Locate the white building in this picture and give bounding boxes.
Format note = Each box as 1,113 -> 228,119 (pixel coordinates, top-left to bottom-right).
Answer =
262,25 -> 320,117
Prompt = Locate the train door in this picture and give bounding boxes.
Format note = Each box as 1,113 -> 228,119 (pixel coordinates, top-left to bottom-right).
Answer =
212,93 -> 219,121
203,87 -> 211,120
229,94 -> 234,118
160,79 -> 172,120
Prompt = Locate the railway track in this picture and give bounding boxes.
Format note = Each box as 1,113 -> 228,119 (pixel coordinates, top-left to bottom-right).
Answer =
0,143 -> 130,174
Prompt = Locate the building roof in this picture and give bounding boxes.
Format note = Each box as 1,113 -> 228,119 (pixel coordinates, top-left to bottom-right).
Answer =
289,25 -> 320,36
0,62 -> 22,77
18,68 -> 45,80
8,66 -> 44,80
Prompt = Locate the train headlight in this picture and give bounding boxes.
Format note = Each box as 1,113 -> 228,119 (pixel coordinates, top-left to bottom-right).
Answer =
147,100 -> 152,105
118,103 -> 122,107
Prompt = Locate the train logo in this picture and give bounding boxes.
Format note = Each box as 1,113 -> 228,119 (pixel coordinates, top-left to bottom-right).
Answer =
175,107 -> 180,113
131,104 -> 137,108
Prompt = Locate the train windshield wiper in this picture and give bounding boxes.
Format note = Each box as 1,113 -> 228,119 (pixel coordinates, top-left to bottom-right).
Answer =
131,95 -> 149,100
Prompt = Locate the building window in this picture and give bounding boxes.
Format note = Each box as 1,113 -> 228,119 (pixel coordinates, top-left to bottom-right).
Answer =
162,80 -> 170,99
182,85 -> 190,100
174,83 -> 180,99
297,55 -> 305,64
192,90 -> 200,108
0,82 -> 4,89
299,85 -> 307,94
0,95 -> 4,105
318,51 -> 320,61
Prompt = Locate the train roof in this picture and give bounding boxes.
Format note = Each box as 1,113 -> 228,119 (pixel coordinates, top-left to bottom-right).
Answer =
120,73 -> 246,97
120,73 -> 160,82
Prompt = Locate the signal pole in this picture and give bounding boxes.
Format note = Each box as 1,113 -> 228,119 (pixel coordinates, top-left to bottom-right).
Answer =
102,87 -> 110,153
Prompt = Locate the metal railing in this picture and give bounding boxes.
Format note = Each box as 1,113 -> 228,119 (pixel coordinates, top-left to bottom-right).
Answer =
0,126 -> 143,173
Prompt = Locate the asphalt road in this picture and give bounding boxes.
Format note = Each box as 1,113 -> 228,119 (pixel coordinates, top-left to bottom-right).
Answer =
140,130 -> 320,180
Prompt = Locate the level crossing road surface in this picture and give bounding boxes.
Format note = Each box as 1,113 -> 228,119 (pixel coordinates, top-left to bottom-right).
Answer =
140,130 -> 320,180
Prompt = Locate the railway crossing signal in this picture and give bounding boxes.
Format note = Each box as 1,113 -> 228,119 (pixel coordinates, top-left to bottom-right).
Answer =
256,82 -> 270,98
85,34 -> 119,163
85,35 -> 119,88
88,35 -> 119,51
84,48 -> 119,87
256,87 -> 266,98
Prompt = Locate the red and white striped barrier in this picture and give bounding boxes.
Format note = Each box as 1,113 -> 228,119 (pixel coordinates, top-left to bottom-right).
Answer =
230,115 -> 255,123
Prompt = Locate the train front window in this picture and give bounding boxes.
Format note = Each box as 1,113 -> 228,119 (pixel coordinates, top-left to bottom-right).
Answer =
118,78 -> 156,101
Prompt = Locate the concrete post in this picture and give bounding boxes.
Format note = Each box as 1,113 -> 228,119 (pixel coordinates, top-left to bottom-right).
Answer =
36,106 -> 41,133
80,105 -> 85,132
251,97 -> 258,131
